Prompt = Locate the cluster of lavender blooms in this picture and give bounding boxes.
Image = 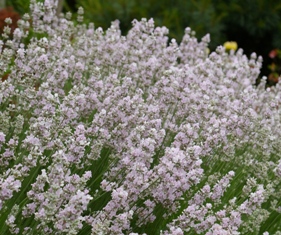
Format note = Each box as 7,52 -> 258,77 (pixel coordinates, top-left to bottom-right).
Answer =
1,0 -> 281,234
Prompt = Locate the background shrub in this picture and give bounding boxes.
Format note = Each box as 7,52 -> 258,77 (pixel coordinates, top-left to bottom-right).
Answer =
216,0 -> 281,77
65,0 -> 281,78
4,0 -> 281,78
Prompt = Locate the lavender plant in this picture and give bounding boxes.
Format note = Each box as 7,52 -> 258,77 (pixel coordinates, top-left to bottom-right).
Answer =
1,0 -> 281,234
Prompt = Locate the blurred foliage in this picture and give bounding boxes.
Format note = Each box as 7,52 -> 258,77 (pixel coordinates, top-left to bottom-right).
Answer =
215,0 -> 281,76
68,0 -> 226,50
5,0 -> 30,14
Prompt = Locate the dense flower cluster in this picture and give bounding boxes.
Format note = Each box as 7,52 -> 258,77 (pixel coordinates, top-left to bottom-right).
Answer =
1,0 -> 281,234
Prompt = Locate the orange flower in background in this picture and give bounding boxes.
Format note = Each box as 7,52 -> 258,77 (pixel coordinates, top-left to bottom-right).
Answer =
0,7 -> 20,82
0,7 -> 20,35
268,63 -> 277,72
268,73 -> 279,83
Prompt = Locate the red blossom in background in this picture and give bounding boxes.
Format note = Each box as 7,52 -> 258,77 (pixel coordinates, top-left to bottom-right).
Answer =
0,7 -> 20,82
0,7 -> 20,35
268,49 -> 281,84
269,49 -> 278,59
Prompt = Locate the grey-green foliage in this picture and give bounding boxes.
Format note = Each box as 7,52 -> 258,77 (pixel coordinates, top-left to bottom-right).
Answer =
0,0 -> 5,8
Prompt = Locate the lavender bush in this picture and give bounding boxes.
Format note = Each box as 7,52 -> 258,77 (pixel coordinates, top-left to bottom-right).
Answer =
1,0 -> 281,234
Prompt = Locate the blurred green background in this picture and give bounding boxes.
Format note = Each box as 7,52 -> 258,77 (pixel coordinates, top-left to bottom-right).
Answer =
3,0 -> 281,78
